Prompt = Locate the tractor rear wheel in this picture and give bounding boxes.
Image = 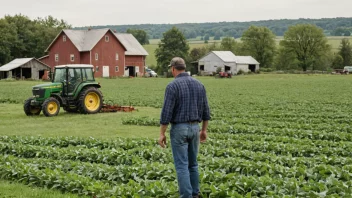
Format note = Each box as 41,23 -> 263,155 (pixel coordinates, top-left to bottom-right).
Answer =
24,97 -> 41,116
42,97 -> 60,117
78,87 -> 103,114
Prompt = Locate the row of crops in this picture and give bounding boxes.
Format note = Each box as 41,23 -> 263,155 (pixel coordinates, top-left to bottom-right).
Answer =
0,125 -> 351,197
1,76 -> 352,197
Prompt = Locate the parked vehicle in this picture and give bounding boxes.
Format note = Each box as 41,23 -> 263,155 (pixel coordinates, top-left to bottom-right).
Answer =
146,68 -> 158,77
343,66 -> 352,74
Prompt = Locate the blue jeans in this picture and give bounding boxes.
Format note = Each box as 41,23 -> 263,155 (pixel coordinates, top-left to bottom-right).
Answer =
170,123 -> 200,198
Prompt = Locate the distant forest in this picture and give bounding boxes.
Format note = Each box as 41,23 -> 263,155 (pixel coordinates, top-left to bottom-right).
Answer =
78,18 -> 352,39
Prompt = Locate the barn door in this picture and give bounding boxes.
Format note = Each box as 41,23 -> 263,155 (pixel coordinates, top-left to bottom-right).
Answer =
103,66 -> 109,77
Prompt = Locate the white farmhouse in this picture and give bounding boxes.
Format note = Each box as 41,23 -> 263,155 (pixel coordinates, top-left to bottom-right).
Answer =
198,51 -> 260,75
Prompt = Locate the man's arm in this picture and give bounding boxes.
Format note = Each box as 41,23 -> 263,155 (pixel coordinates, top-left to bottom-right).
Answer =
159,85 -> 176,148
202,87 -> 211,121
200,86 -> 210,143
200,120 -> 208,143
159,124 -> 168,148
160,84 -> 176,125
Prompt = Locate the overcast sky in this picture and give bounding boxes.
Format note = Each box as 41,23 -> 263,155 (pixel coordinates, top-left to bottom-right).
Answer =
0,0 -> 351,27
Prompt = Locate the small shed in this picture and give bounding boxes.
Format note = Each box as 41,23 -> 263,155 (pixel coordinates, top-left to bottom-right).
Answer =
0,58 -> 51,80
198,51 -> 260,75
235,56 -> 260,73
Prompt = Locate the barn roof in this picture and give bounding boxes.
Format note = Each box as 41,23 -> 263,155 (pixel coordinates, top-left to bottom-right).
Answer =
114,33 -> 149,56
0,58 -> 38,71
200,51 -> 259,65
212,51 -> 237,62
235,56 -> 260,65
45,28 -> 148,56
64,28 -> 109,51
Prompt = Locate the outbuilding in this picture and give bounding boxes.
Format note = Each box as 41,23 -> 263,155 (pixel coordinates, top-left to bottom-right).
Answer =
0,58 -> 50,80
198,51 -> 260,75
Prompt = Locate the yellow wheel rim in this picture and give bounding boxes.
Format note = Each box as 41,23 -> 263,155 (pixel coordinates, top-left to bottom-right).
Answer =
47,101 -> 58,115
84,92 -> 100,111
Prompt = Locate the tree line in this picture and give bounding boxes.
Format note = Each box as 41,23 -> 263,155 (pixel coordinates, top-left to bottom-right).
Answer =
83,18 -> 352,39
0,14 -> 71,66
0,15 -> 151,66
155,25 -> 352,74
1,14 -> 351,73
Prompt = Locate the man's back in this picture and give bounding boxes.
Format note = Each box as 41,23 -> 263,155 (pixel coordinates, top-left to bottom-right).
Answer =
160,73 -> 210,125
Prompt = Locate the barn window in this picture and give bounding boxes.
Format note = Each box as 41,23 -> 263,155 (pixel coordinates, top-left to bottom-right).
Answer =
63,36 -> 66,42
70,54 -> 74,62
116,53 -> 119,60
55,54 -> 59,62
95,53 -> 98,61
200,65 -> 204,71
95,66 -> 99,72
115,66 -> 119,72
105,35 -> 109,42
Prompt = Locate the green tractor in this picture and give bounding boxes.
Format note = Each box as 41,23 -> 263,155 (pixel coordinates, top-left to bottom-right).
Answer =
24,64 -> 103,117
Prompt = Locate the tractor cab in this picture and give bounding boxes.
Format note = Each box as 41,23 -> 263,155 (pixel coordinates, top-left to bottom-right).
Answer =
24,64 -> 103,117
53,65 -> 95,95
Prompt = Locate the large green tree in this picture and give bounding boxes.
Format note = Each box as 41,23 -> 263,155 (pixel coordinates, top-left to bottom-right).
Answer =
35,15 -> 71,29
4,14 -> 35,58
220,37 -> 237,53
189,47 -> 207,62
280,24 -> 330,71
0,19 -> 17,65
338,38 -> 352,66
241,26 -> 276,68
274,47 -> 299,70
126,29 -> 149,45
155,27 -> 190,74
331,54 -> 344,69
0,14 -> 71,63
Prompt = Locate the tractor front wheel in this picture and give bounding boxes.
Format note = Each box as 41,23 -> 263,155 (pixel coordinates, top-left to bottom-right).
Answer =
78,87 -> 103,114
24,97 -> 41,116
42,97 -> 60,117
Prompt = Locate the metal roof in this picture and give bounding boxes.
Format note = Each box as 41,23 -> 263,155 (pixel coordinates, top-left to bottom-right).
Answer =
212,51 -> 237,62
64,29 -> 109,51
114,33 -> 149,56
38,55 -> 49,60
46,28 -> 148,56
0,58 -> 34,71
55,64 -> 94,68
201,51 -> 259,65
235,56 -> 260,65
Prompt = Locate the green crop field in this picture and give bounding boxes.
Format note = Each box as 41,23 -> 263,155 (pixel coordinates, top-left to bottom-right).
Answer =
143,37 -> 352,67
0,74 -> 352,197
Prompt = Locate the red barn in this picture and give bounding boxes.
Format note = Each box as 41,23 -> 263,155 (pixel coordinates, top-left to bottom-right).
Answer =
39,28 -> 148,77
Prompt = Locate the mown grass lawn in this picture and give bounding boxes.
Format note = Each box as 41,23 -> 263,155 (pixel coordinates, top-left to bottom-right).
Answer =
0,104 -> 160,138
0,180 -> 85,198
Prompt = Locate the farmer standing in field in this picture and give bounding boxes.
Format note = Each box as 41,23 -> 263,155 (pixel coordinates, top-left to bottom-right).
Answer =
159,57 -> 210,198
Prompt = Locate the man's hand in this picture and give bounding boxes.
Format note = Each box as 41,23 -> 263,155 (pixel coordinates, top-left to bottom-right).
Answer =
158,134 -> 167,148
200,130 -> 207,143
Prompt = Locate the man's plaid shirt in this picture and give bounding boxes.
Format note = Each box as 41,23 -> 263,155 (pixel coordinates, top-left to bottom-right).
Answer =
160,72 -> 210,125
